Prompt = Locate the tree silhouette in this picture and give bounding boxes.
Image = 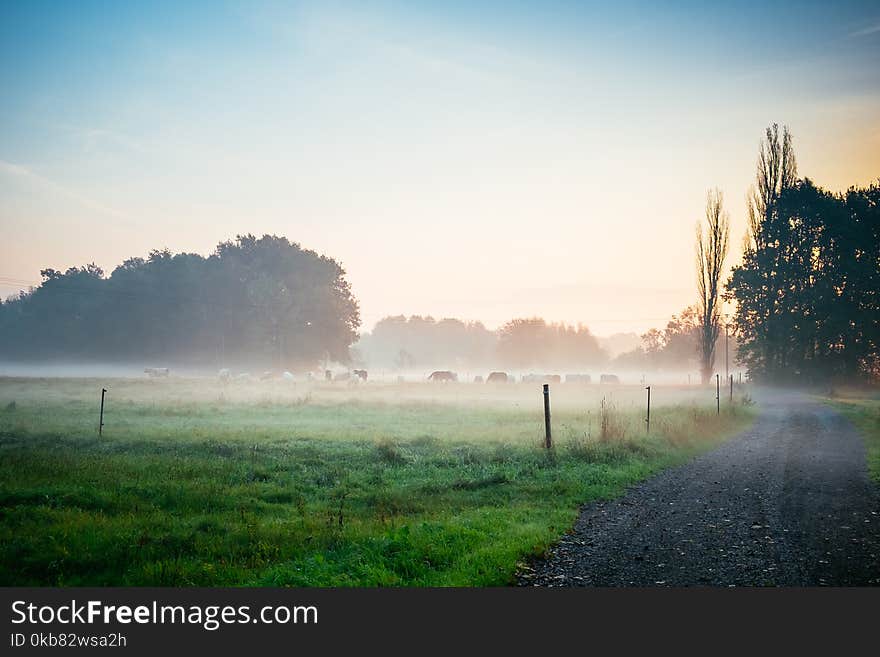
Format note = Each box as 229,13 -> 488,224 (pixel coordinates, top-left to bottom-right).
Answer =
0,234 -> 360,369
728,177 -> 880,383
696,189 -> 730,384
747,123 -> 798,250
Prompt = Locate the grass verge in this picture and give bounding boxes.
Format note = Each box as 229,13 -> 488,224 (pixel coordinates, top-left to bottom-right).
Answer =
826,394 -> 880,484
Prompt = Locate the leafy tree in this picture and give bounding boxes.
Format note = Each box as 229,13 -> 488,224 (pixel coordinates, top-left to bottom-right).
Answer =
728,177 -> 880,383
615,306 -> 704,373
733,124 -> 798,375
0,234 -> 360,370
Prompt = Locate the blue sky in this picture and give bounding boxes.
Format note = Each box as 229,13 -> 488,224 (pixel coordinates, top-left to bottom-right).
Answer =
2,0 -> 879,333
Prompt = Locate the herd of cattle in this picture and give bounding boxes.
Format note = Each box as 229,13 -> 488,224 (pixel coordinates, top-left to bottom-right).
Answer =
212,368 -> 369,383
427,371 -> 620,384
144,367 -> 622,384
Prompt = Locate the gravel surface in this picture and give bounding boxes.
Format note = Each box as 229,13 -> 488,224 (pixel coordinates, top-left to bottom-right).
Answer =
519,391 -> 880,586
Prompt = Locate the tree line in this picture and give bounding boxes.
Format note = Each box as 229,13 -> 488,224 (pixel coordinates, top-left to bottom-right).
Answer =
355,314 -> 701,372
4,125 -> 874,383
357,315 -> 608,371
612,305 -> 734,375
0,233 -> 709,375
0,234 -> 360,370
728,171 -> 879,381
695,123 -> 878,384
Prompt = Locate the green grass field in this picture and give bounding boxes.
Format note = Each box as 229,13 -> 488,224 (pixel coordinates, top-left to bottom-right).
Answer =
826,390 -> 880,484
0,377 -> 754,586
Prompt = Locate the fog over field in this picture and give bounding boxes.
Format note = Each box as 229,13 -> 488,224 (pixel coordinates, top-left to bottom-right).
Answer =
0,372 -> 753,586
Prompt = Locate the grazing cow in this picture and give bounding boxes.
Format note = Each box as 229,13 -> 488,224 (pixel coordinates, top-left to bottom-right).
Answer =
428,370 -> 457,382
486,371 -> 509,383
600,374 -> 620,384
565,374 -> 591,384
144,367 -> 169,378
353,369 -> 368,382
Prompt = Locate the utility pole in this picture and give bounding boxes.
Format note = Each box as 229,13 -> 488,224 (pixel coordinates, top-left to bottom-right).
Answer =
645,386 -> 651,434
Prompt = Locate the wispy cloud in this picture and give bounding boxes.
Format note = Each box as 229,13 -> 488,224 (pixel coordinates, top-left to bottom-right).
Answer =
0,159 -> 138,225
0,161 -> 32,177
849,22 -> 880,38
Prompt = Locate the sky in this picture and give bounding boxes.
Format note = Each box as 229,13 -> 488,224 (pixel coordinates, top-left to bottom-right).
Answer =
1,0 -> 879,336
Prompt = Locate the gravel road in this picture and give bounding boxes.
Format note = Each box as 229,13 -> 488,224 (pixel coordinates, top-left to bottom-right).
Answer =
519,391 -> 880,586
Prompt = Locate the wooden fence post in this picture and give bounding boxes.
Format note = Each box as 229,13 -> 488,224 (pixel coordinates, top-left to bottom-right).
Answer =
99,387 -> 106,436
543,384 -> 552,449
